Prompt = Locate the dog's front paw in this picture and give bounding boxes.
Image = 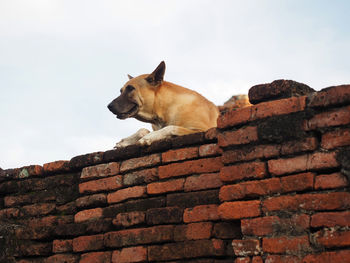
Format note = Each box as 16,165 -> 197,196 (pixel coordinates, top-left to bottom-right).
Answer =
114,140 -> 130,149
138,137 -> 152,146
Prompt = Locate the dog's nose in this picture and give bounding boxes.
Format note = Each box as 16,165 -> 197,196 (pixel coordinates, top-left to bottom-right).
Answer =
107,103 -> 113,111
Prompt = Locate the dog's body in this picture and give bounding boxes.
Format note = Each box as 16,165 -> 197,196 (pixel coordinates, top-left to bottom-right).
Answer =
108,61 -> 219,147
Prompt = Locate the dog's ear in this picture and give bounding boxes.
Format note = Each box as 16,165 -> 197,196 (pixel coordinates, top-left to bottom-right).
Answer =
127,74 -> 134,80
146,61 -> 165,85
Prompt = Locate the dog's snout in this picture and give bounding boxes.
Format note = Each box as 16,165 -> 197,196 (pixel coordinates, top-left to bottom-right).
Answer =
107,102 -> 113,111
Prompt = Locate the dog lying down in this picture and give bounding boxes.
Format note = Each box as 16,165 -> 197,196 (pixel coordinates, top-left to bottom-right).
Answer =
107,61 -> 219,148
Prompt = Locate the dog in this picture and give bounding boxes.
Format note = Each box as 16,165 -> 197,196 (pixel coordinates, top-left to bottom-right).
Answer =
107,61 -> 219,148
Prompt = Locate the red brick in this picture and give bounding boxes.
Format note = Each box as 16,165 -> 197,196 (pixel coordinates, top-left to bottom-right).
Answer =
232,239 -> 261,256
76,193 -> 107,208
220,178 -> 281,201
265,255 -> 301,263
25,215 -> 72,228
218,106 -> 252,128
147,178 -> 184,194
4,194 -> 31,207
73,234 -> 104,252
218,200 -> 261,220
0,208 -> 20,219
184,173 -> 222,192
107,186 -> 146,204
241,214 -> 310,236
218,126 -> 258,147
280,137 -> 318,155
268,152 -> 338,176
74,207 -> 103,223
311,211 -> 350,227
159,157 -> 222,179
307,84 -> 350,107
112,246 -> 147,263
183,204 -> 219,223
199,143 -> 221,157
80,251 -> 112,263
43,160 -> 70,174
220,161 -> 266,183
304,105 -> 350,130
16,165 -> 43,179
302,250 -> 350,263
252,257 -> 263,263
321,128 -> 350,149
213,222 -> 242,239
263,192 -> 350,212
22,203 -> 56,217
263,235 -> 310,254
79,175 -> 122,194
251,96 -> 306,120
146,207 -> 183,225
162,147 -> 198,163
53,239 -> 73,253
234,257 -> 251,263
120,154 -> 161,172
281,172 -> 315,193
104,225 -> 174,248
113,211 -> 146,227
43,254 -> 79,263
314,229 -> 350,248
315,172 -> 348,190
123,168 -> 158,186
81,162 -> 120,180
175,222 -> 213,241
148,239 -> 225,261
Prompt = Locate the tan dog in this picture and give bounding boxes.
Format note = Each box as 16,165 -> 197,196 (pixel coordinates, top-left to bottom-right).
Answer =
107,61 -> 219,148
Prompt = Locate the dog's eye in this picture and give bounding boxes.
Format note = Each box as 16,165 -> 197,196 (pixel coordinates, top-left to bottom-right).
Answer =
126,85 -> 135,92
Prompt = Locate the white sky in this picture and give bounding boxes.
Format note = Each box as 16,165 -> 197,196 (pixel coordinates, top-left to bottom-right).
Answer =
1,0 -> 349,168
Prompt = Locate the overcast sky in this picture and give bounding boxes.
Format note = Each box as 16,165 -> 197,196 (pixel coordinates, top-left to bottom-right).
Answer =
1,0 -> 349,169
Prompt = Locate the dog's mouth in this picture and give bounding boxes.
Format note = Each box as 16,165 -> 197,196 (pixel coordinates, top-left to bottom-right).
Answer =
116,103 -> 139,119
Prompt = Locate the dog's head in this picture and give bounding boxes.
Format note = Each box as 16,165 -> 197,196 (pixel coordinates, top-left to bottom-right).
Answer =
108,61 -> 166,119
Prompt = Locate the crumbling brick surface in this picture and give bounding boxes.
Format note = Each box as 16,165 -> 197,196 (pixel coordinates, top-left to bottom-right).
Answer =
0,83 -> 349,262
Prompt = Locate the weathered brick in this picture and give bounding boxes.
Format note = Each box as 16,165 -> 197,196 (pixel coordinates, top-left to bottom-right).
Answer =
120,154 -> 161,172
21,203 -> 56,217
112,246 -> 147,263
218,106 -> 252,128
107,186 -> 146,204
73,234 -> 104,252
220,161 -> 266,182
80,251 -> 112,263
234,257 -> 251,263
74,208 -> 103,223
241,214 -> 310,236
281,172 -> 315,193
53,239 -> 73,253
174,222 -> 213,241
184,173 -> 222,192
0,207 -> 20,219
76,193 -> 107,208
314,172 -> 348,190
280,137 -> 318,155
265,255 -> 301,263
146,206 -> 183,225
43,160 -> 70,174
268,152 -> 338,176
167,190 -> 219,208
304,105 -> 350,130
148,239 -> 225,261
183,204 -> 219,223
232,239 -> 261,256
81,162 -> 120,180
307,84 -> 350,107
43,254 -> 79,263
159,157 -> 222,179
311,211 -> 350,227
124,197 -> 166,212
302,250 -> 350,263
162,147 -> 198,163
113,211 -> 146,227
314,229 -> 350,248
79,175 -> 122,194
104,225 -> 174,248
218,126 -> 258,147
220,178 -> 281,201
15,225 -> 53,240
263,192 -> 350,212
17,241 -> 51,256
213,222 -> 242,239
218,201 -> 261,220
123,168 -> 158,186
263,235 -> 310,254
54,223 -> 87,237
199,143 -> 221,157
321,128 -> 350,149
147,178 -> 184,195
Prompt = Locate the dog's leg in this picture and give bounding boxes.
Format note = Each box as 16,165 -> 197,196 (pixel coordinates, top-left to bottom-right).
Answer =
114,128 -> 150,148
138,125 -> 198,146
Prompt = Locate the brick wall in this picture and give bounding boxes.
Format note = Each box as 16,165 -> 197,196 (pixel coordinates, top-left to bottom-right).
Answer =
0,84 -> 349,263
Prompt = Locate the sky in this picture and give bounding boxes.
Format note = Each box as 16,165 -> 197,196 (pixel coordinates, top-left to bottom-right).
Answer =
0,0 -> 349,169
